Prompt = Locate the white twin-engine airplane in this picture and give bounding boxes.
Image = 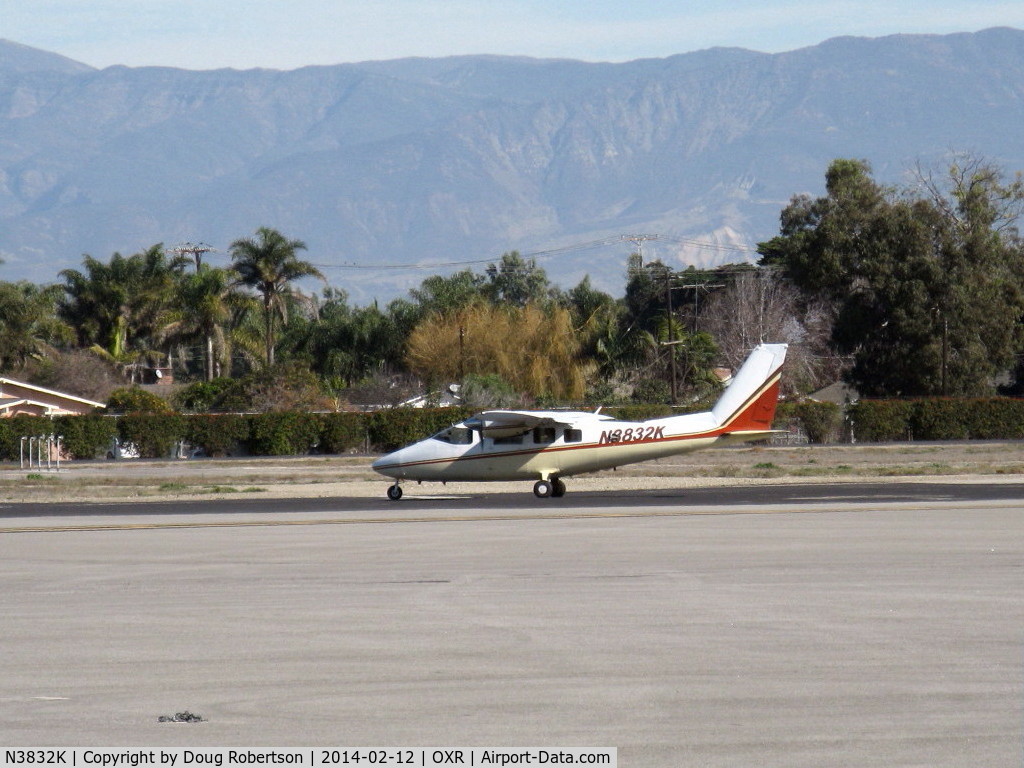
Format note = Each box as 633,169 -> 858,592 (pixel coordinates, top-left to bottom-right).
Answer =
372,343 -> 787,500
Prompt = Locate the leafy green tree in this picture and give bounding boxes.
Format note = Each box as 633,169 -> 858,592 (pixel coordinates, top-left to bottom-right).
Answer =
296,290 -> 408,386
0,281 -> 70,371
761,158 -> 1024,396
409,269 -> 485,318
622,255 -> 671,334
562,275 -> 616,329
483,251 -> 552,306
230,227 -> 325,367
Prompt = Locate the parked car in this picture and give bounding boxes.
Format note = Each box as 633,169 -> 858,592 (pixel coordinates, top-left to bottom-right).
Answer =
106,439 -> 140,460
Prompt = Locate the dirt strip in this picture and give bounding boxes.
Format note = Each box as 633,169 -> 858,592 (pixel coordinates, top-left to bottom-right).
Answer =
3,440 -> 1024,503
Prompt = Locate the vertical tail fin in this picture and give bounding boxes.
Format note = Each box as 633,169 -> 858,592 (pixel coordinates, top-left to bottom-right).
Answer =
711,343 -> 788,431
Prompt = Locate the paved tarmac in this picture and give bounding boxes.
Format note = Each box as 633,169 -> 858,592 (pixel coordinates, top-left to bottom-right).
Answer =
1,486 -> 1022,767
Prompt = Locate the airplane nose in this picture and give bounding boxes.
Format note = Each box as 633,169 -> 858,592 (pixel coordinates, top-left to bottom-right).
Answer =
371,451 -> 400,476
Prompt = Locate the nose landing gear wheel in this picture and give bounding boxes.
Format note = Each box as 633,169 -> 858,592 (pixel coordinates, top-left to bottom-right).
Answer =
552,478 -> 566,497
387,483 -> 403,501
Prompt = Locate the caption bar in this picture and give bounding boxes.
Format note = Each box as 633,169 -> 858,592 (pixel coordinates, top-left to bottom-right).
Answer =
1,750 -> 616,768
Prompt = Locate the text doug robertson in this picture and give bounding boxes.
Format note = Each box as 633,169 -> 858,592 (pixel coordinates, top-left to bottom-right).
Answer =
79,753 -> 304,767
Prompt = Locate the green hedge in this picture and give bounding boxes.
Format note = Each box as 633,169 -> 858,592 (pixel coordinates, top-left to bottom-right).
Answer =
320,412 -> 368,454
0,407 -> 480,460
961,398 -> 1024,440
794,400 -> 843,444
850,397 -> 1024,442
6,397 -> 1022,462
366,407 -> 472,452
183,414 -> 250,457
847,400 -> 916,442
245,412 -> 323,456
117,413 -> 186,458
0,416 -> 55,460
54,414 -> 119,459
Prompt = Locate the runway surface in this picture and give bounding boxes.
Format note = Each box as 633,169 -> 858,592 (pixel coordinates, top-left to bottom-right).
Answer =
1,482 -> 1022,767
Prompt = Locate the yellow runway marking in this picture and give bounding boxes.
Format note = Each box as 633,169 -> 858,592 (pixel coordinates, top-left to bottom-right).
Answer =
0,509 -> 728,533
0,500 -> 1006,534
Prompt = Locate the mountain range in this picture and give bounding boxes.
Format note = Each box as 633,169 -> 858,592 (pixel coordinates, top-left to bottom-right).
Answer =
1,28 -> 1023,302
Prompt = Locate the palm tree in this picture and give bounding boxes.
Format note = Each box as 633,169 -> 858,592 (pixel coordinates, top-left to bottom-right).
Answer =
0,281 -> 70,371
59,246 -> 183,379
164,266 -> 242,381
229,227 -> 325,367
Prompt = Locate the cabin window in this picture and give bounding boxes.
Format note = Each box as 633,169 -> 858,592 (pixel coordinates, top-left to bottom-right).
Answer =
433,426 -> 474,445
533,426 -> 557,444
564,429 -> 583,443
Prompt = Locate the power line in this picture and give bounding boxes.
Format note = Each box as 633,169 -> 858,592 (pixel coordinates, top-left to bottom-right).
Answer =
310,234 -> 758,272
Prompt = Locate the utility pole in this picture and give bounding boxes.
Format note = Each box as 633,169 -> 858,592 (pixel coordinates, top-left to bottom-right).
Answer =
458,325 -> 466,382
665,269 -> 677,404
172,242 -> 216,270
625,234 -> 659,268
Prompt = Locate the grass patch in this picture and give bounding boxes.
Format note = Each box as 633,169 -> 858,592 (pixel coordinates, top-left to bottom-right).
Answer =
203,485 -> 267,494
159,482 -> 188,492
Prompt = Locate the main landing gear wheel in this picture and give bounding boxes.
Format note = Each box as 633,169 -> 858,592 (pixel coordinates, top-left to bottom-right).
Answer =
387,483 -> 403,501
533,478 -> 566,498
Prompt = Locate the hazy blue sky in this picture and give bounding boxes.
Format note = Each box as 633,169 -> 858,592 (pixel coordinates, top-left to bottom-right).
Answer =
4,0 -> 1024,70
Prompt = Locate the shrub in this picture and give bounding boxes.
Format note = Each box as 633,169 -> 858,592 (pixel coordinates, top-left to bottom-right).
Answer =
0,419 -> 14,461
848,400 -> 915,442
319,412 -> 368,454
964,398 -> 1024,440
117,413 -> 186,458
909,398 -> 970,441
366,407 -> 471,452
245,412 -> 322,455
0,416 -> 55,460
106,387 -> 174,413
606,404 -> 674,421
631,378 -> 671,405
184,414 -> 250,456
54,414 -> 118,459
173,379 -> 237,412
793,400 -> 843,444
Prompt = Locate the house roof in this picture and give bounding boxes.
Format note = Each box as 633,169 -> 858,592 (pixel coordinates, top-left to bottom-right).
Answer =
0,397 -> 57,415
809,381 -> 859,405
0,378 -> 105,410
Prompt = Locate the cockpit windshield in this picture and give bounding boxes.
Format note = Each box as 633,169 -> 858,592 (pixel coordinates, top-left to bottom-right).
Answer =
432,426 -> 475,445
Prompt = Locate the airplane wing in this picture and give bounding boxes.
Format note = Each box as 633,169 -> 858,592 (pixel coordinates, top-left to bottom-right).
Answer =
464,410 -> 589,438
